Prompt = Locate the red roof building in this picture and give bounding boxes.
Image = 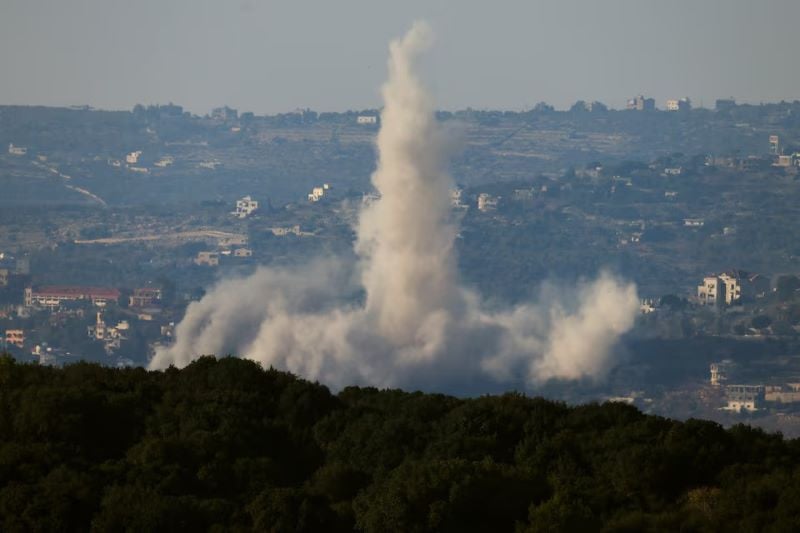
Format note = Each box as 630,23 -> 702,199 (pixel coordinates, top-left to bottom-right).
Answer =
25,286 -> 121,308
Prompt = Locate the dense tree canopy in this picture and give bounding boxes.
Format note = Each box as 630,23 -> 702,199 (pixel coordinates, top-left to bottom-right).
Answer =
1,355 -> 799,532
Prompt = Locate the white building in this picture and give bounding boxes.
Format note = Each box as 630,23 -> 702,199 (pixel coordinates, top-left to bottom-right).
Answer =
270,225 -> 301,237
640,298 -> 657,314
154,156 -> 174,168
233,196 -> 259,218
357,115 -> 378,125
666,98 -> 691,111
87,312 -> 129,354
477,193 -> 498,212
710,360 -> 735,386
195,252 -> 219,267
125,151 -> 142,164
8,143 -> 27,156
626,95 -> 655,111
5,329 -> 24,348
769,135 -> 780,155
450,188 -> 465,208
308,183 -> 331,202
698,273 -> 742,306
724,384 -> 764,412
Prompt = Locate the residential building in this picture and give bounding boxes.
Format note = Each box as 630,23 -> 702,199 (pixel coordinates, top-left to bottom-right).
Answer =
211,106 -> 238,121
25,286 -> 121,308
125,151 -> 142,164
666,98 -> 691,111
233,248 -> 253,258
710,360 -> 736,386
219,235 -> 247,247
450,188 -> 465,208
626,95 -> 655,111
129,287 -> 162,308
233,196 -> 259,218
154,156 -> 174,168
719,273 -> 742,304
7,143 -> 27,156
195,252 -> 219,267
477,193 -> 499,212
774,155 -> 793,167
270,225 -> 301,237
698,272 -> 750,306
356,115 -> 378,125
715,98 -> 736,111
309,186 -> 324,202
5,329 -> 24,348
585,164 -> 603,178
640,298 -> 657,314
308,184 -> 331,202
724,384 -> 765,412
87,312 -> 129,354
663,167 -> 682,176
511,188 -> 535,202
160,322 -> 175,338
769,135 -> 780,155
765,383 -> 800,404
698,276 -> 722,306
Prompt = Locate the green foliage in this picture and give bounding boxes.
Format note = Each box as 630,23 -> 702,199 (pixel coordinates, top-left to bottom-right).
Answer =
1,356 -> 800,531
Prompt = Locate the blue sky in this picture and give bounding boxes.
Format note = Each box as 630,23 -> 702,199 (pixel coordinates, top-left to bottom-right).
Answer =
2,0 -> 799,113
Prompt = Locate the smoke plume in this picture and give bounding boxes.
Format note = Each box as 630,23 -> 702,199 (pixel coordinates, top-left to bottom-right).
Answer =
150,22 -> 639,392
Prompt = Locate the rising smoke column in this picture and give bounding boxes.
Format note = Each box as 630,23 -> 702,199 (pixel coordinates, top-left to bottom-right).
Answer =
150,21 -> 640,392
357,22 -> 464,348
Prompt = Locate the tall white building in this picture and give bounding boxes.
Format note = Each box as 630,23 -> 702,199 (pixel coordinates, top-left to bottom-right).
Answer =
698,273 -> 742,306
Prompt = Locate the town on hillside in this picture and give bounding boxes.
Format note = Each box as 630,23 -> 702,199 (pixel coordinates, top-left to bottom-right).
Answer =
3,99 -> 800,433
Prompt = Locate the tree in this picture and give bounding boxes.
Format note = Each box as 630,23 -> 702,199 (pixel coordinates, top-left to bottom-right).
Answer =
752,315 -> 772,330
776,275 -> 800,302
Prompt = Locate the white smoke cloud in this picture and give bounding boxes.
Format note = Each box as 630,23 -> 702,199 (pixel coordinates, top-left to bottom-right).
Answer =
150,21 -> 639,392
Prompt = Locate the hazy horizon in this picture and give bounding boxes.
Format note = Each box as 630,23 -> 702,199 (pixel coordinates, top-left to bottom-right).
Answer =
2,0 -> 800,115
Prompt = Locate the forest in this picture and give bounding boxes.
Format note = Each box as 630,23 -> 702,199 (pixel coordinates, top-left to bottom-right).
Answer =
1,355 -> 799,532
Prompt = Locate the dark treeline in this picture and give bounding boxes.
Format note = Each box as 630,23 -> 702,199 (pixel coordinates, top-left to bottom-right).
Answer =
1,355 -> 799,532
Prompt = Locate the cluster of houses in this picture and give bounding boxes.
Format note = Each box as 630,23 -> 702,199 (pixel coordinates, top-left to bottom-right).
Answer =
4,285 -> 166,357
87,311 -> 130,355
696,270 -> 771,307
710,359 -> 800,413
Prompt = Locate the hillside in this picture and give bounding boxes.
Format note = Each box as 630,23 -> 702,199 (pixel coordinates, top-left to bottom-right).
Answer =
1,355 -> 799,532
